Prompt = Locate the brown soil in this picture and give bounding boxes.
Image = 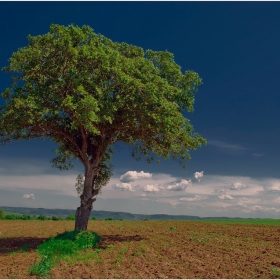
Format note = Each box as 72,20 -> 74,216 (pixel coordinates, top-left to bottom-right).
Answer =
0,220 -> 280,278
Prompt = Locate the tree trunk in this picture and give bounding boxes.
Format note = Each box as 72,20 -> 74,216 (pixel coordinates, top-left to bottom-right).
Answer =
75,194 -> 96,230
75,164 -> 99,230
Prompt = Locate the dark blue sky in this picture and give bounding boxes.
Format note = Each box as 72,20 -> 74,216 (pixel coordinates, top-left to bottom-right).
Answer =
0,2 -> 279,217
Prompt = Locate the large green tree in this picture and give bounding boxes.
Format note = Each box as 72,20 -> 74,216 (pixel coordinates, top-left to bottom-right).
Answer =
0,24 -> 206,230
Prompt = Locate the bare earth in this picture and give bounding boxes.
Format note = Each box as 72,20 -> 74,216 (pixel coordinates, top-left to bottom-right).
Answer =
0,220 -> 279,279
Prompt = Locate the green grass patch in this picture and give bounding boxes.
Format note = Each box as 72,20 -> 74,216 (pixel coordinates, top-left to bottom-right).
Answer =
67,248 -> 103,265
271,267 -> 280,278
29,230 -> 100,278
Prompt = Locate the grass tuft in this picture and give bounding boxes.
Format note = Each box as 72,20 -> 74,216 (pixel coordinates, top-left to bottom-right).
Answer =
29,230 -> 100,278
271,267 -> 280,278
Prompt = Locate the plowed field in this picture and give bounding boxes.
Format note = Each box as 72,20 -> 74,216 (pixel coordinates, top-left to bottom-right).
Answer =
0,220 -> 280,278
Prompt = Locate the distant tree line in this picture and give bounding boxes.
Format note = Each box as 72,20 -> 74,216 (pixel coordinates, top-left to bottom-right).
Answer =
0,209 -> 101,221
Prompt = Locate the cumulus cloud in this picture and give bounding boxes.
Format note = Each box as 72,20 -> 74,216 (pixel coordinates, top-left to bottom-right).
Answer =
23,194 -> 35,199
113,183 -> 134,191
167,179 -> 192,191
194,171 -> 204,181
267,182 -> 280,192
218,194 -> 234,200
229,182 -> 248,191
120,171 -> 152,183
144,185 -> 160,193
179,195 -> 207,202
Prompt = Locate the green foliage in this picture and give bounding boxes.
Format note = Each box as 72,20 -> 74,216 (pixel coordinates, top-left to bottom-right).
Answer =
29,230 -> 100,277
105,217 -> 113,221
66,214 -> 76,220
5,214 -> 17,220
29,257 -> 54,278
4,213 -> 34,220
21,214 -> 31,220
51,216 -> 59,221
169,226 -> 177,230
0,209 -> 4,220
37,215 -> 46,221
91,216 -> 97,220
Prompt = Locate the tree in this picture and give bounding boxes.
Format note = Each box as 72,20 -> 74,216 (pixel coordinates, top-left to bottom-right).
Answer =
0,24 -> 206,230
66,214 -> 76,220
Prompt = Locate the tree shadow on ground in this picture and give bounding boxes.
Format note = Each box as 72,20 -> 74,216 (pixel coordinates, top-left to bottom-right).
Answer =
0,237 -> 48,255
0,234 -> 146,254
97,234 -> 146,249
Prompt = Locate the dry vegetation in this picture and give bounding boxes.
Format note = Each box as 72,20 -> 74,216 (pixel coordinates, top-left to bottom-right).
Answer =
0,219 -> 280,278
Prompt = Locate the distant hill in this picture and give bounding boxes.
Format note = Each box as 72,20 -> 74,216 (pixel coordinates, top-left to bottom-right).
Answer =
0,206 -> 240,220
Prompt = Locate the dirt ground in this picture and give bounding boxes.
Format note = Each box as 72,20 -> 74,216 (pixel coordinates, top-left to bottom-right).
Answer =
0,220 -> 279,279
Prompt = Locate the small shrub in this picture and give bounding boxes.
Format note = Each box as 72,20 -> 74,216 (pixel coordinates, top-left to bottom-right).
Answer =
22,215 -> 31,220
5,214 -> 16,220
91,216 -> 96,220
169,226 -> 177,230
66,214 -> 75,220
52,216 -> 59,221
0,209 -> 4,220
105,217 -> 113,221
37,215 -> 46,221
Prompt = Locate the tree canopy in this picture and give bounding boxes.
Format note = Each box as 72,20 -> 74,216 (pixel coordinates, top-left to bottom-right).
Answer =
1,24 -> 205,166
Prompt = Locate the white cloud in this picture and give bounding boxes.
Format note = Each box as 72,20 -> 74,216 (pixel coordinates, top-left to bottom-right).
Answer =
229,182 -> 248,191
113,183 -> 134,191
120,171 -> 152,183
144,185 -> 160,193
23,193 -> 35,199
267,182 -> 280,192
194,171 -> 204,181
218,194 -> 234,200
167,179 -> 192,191
179,195 -> 207,202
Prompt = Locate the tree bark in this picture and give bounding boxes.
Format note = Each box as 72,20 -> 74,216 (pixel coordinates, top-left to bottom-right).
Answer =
75,194 -> 96,230
75,163 -> 100,230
